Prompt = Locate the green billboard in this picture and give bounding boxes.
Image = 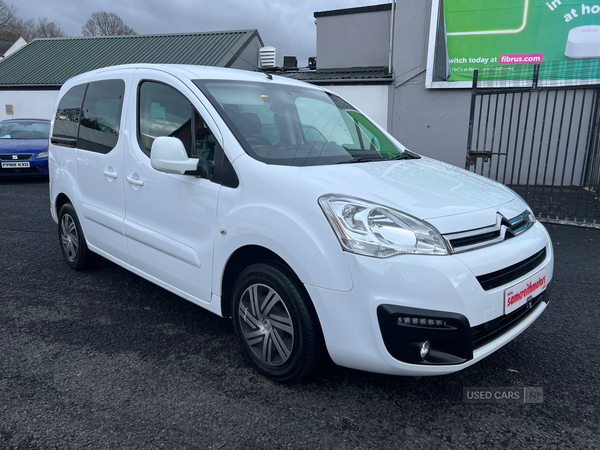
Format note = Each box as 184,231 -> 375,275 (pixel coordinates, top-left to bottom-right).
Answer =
444,0 -> 600,81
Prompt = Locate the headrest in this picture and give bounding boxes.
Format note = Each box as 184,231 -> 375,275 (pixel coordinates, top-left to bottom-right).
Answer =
238,112 -> 262,136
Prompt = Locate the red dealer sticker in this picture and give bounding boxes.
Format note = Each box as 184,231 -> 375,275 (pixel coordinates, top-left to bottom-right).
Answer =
504,267 -> 547,315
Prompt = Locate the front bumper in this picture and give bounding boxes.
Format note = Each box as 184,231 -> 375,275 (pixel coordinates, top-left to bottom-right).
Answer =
0,158 -> 48,176
306,221 -> 553,376
377,286 -> 550,365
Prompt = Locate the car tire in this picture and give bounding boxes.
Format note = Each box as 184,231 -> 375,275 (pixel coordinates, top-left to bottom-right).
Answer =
232,262 -> 326,383
58,203 -> 100,270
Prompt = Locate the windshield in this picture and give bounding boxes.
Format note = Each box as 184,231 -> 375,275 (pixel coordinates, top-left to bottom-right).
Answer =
0,122 -> 50,140
194,80 -> 406,166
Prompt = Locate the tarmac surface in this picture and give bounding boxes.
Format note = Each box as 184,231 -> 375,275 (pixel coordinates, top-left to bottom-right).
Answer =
1,177 -> 599,449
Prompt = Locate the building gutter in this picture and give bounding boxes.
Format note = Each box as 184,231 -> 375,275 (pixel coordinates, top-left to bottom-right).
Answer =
304,78 -> 393,86
0,84 -> 62,91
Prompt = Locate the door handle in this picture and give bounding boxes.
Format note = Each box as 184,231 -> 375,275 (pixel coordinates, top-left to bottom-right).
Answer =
103,170 -> 118,179
126,176 -> 144,186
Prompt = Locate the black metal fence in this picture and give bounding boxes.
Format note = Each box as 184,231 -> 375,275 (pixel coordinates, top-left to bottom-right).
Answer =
466,65 -> 600,228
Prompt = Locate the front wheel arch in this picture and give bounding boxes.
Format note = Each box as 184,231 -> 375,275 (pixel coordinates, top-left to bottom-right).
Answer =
231,261 -> 327,383
220,245 -> 295,319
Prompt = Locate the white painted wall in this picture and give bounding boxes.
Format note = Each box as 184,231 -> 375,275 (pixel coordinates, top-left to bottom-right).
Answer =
0,90 -> 59,121
322,84 -> 389,131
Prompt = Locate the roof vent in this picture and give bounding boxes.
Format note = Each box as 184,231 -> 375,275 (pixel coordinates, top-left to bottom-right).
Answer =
283,56 -> 297,70
308,56 -> 317,70
259,46 -> 283,69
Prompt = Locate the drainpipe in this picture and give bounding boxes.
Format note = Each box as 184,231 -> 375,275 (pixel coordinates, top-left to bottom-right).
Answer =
388,0 -> 396,75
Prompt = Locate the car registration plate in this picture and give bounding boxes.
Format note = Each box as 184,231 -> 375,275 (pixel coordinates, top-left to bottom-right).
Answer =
504,266 -> 547,315
2,161 -> 30,168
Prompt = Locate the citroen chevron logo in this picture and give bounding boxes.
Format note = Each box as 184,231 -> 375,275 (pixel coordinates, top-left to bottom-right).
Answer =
498,213 -> 516,240
443,211 -> 527,253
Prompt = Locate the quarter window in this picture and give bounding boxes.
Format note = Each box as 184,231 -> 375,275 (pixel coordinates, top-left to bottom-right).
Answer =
192,108 -> 217,163
79,80 -> 125,154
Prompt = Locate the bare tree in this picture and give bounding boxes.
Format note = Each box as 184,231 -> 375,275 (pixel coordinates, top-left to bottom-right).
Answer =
34,17 -> 65,38
3,17 -> 31,40
0,1 -> 64,42
0,0 -> 17,39
81,11 -> 136,37
0,1 -> 16,29
7,17 -> 65,41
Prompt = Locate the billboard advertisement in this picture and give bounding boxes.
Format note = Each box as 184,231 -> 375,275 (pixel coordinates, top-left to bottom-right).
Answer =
427,0 -> 600,85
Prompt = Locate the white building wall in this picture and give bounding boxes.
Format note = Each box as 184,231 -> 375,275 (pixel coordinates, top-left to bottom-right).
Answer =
0,90 -> 59,121
322,84 -> 389,131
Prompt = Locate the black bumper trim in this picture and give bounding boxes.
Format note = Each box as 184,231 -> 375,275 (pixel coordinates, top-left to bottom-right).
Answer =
377,284 -> 551,365
377,305 -> 473,365
471,286 -> 550,350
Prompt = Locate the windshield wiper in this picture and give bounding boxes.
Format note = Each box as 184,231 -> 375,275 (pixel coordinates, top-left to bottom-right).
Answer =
335,157 -> 384,164
391,150 -> 421,160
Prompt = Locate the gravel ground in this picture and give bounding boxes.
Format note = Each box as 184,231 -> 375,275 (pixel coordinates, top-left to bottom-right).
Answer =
1,177 -> 598,449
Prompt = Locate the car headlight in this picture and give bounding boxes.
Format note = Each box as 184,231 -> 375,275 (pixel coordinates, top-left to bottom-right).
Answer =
318,194 -> 449,258
37,151 -> 48,159
507,188 -> 536,223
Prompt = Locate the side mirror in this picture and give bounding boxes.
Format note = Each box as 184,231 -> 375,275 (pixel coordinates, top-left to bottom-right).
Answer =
150,137 -> 199,175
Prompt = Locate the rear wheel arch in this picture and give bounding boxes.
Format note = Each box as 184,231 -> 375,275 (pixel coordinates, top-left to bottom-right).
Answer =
54,193 -> 71,220
57,202 -> 101,270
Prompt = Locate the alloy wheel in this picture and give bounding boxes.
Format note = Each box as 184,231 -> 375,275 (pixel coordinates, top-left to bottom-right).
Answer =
60,213 -> 79,261
237,283 -> 295,366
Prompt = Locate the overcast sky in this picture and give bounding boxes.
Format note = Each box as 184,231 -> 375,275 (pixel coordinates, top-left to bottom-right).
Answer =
17,0 -> 389,67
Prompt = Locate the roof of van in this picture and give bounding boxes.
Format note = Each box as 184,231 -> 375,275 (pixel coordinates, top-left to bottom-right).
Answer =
0,30 -> 263,89
61,64 -> 315,90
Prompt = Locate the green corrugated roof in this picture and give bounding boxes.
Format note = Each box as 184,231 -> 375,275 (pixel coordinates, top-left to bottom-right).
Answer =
0,30 -> 261,87
278,66 -> 392,85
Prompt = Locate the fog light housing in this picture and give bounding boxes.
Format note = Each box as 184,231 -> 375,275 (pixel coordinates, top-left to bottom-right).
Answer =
378,304 -> 473,365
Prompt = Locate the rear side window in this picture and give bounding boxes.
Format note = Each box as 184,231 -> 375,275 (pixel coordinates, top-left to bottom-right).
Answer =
53,84 -> 87,143
79,80 -> 125,154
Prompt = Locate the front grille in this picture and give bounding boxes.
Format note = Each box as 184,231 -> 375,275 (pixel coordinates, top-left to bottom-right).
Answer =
450,230 -> 500,249
471,288 -> 548,350
0,153 -> 33,161
476,248 -> 547,291
444,211 -> 535,253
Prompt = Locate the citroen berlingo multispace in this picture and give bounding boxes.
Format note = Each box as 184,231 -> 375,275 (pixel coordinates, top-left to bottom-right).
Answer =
49,64 -> 553,383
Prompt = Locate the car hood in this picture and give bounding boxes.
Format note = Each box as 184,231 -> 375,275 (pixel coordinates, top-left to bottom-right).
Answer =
280,157 -> 525,232
0,139 -> 49,153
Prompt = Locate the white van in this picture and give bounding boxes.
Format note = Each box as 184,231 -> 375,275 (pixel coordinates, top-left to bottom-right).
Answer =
49,64 -> 553,383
